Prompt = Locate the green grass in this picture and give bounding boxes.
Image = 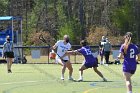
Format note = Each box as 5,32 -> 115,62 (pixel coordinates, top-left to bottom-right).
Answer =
0,64 -> 140,93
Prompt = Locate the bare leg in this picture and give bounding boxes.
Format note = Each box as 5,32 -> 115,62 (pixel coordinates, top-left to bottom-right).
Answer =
76,65 -> 87,81
65,61 -> 73,79
61,63 -> 66,79
7,58 -> 12,73
58,61 -> 64,66
123,72 -> 133,93
6,58 -> 10,71
93,67 -> 107,81
100,55 -> 104,64
9,58 -> 13,71
57,59 -> 66,80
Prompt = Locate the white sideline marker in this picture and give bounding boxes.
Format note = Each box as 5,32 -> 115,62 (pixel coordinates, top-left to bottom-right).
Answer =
0,80 -> 46,85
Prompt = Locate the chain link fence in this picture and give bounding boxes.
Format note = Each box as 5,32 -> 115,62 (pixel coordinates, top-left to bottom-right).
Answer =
0,45 -> 139,64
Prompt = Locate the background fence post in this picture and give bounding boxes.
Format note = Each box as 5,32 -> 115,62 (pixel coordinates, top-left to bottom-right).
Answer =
48,46 -> 50,64
74,53 -> 76,64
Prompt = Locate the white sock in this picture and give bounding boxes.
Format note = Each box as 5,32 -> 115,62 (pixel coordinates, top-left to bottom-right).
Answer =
79,72 -> 83,79
69,76 -> 72,78
79,75 -> 83,79
128,91 -> 132,93
61,74 -> 64,78
103,59 -> 105,64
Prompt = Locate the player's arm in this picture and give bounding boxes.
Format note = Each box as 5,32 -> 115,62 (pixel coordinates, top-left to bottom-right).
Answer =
52,41 -> 60,50
118,44 -> 125,59
11,42 -> 14,51
61,50 -> 79,59
52,44 -> 57,50
2,43 -> 6,58
118,52 -> 124,59
136,53 -> 140,62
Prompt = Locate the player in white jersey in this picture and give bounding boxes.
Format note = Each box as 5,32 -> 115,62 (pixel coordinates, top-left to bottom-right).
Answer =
52,35 -> 74,80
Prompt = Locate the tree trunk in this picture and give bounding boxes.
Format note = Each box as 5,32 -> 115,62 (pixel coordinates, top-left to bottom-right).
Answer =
79,0 -> 86,39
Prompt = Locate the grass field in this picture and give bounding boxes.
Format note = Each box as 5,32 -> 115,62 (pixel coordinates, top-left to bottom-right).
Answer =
0,64 -> 140,93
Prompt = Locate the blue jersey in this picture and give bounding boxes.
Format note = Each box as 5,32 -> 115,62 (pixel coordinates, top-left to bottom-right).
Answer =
120,44 -> 139,70
77,46 -> 95,64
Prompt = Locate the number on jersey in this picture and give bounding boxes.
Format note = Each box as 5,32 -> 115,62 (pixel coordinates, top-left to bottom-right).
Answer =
85,49 -> 92,55
130,49 -> 135,58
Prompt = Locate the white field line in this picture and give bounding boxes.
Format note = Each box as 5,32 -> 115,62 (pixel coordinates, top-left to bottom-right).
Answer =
0,80 -> 47,86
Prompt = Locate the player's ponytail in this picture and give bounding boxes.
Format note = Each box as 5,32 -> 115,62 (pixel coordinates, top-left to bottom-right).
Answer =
80,40 -> 87,46
123,32 -> 132,54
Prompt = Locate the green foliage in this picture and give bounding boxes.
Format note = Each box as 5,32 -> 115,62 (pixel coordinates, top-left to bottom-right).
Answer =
57,21 -> 75,43
57,20 -> 83,44
56,0 -> 82,44
0,0 -> 8,16
57,0 -> 67,23
1,0 -> 139,45
111,0 -> 134,34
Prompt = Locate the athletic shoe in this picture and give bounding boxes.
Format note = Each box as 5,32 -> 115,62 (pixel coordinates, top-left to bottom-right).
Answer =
100,62 -> 103,65
77,78 -> 83,82
61,77 -> 64,80
8,69 -> 12,73
104,64 -> 109,66
103,78 -> 107,82
68,77 -> 74,81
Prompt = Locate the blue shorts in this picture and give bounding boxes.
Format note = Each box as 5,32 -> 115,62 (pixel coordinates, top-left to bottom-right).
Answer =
123,69 -> 136,74
123,65 -> 136,74
84,61 -> 98,68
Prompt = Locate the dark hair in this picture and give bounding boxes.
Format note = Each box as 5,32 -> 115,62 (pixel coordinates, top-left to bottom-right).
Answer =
80,40 -> 87,46
6,36 -> 10,42
123,32 -> 132,54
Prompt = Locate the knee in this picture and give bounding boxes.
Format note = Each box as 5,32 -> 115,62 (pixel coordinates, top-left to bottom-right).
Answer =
70,67 -> 73,72
62,65 -> 66,69
126,81 -> 131,86
71,67 -> 73,70
94,69 -> 98,73
79,68 -> 83,71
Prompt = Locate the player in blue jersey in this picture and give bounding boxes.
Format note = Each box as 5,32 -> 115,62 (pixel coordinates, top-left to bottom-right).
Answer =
118,32 -> 140,93
61,40 -> 107,82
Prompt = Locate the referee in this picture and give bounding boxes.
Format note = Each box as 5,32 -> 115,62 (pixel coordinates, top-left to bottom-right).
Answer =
103,38 -> 112,64
2,36 -> 14,73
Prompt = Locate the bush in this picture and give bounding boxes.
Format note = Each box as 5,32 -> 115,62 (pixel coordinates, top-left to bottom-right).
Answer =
29,31 -> 55,46
86,26 -> 124,45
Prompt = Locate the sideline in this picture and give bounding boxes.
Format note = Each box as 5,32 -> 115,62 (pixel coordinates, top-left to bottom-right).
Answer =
83,88 -> 102,93
0,80 -> 46,86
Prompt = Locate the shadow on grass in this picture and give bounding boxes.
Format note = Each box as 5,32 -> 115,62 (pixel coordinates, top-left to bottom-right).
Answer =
77,80 -> 114,82
14,72 -> 34,73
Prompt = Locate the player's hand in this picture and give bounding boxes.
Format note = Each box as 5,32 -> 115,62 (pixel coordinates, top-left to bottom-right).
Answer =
2,55 -> 5,59
117,56 -> 120,59
60,57 -> 63,61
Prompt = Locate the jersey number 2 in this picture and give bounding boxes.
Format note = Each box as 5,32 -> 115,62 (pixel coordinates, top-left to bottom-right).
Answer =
130,49 -> 135,58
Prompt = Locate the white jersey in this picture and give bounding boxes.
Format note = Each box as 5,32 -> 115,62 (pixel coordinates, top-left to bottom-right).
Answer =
55,40 -> 71,60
